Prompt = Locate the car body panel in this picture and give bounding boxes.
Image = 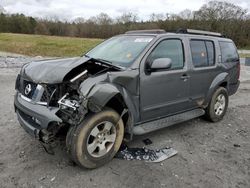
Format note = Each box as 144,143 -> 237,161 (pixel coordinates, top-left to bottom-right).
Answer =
139,36 -> 188,121
14,31 -> 240,142
22,57 -> 85,83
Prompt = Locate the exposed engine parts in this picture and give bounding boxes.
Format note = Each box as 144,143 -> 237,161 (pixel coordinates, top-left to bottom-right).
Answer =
58,93 -> 80,111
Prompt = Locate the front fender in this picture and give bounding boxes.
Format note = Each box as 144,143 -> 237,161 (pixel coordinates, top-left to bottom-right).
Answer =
204,72 -> 229,106
87,83 -> 120,110
80,82 -> 139,123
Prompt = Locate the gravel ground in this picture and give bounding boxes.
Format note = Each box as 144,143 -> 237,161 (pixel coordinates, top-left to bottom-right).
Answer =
0,55 -> 250,188
0,52 -> 55,68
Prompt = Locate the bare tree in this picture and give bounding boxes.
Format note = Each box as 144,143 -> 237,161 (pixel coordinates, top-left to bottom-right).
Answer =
116,12 -> 139,24
194,0 -> 247,20
149,13 -> 165,22
178,9 -> 194,20
95,13 -> 113,25
0,5 -> 5,13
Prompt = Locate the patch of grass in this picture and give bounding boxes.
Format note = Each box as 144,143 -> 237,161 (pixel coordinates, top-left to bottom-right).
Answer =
239,54 -> 250,58
0,33 -> 103,57
239,47 -> 250,50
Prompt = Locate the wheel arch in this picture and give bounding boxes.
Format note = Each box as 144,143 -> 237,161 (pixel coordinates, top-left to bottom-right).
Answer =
204,72 -> 229,106
85,83 -> 138,140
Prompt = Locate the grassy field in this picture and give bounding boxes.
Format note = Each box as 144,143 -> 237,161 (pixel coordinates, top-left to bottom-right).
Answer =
0,33 -> 103,57
239,53 -> 250,58
0,33 -> 249,58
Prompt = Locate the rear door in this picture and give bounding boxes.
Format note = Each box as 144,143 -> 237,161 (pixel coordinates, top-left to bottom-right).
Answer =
188,38 -> 220,107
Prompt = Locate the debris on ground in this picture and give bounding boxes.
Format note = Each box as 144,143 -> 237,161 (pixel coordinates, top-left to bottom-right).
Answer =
233,144 -> 241,147
50,177 -> 56,182
115,145 -> 177,163
38,176 -> 46,181
19,151 -> 25,158
142,138 -> 153,145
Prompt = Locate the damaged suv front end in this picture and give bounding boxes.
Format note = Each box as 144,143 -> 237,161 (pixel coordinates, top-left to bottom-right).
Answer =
14,35 -> 154,165
14,56 -> 125,143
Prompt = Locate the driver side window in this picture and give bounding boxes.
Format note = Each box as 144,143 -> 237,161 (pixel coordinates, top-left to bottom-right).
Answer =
147,39 -> 184,70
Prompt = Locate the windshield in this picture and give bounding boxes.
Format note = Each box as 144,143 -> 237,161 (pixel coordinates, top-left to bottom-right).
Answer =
86,35 -> 154,67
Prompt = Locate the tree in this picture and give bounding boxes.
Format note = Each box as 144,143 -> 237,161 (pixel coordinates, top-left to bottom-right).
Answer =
0,13 -> 7,32
149,13 -> 165,22
116,12 -> 139,24
0,1 -> 249,48
194,0 -> 247,20
178,9 -> 194,20
95,13 -> 113,25
0,5 -> 6,14
35,22 -> 50,35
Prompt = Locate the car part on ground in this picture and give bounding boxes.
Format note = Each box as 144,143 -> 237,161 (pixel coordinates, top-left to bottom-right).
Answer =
115,145 -> 178,163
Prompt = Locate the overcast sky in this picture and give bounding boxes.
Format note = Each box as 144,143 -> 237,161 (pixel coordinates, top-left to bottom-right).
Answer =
1,0 -> 249,21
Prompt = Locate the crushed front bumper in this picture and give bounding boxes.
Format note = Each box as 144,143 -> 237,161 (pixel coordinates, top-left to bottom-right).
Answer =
14,92 -> 62,139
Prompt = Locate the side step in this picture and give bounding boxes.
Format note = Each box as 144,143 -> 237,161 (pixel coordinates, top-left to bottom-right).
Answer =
133,109 -> 205,135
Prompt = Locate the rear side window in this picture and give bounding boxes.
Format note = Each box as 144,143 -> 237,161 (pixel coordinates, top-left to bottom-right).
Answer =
206,41 -> 215,66
219,41 -> 238,63
148,39 -> 184,69
190,40 -> 215,67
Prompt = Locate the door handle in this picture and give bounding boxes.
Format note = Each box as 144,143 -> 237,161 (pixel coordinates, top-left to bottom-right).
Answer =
180,74 -> 190,80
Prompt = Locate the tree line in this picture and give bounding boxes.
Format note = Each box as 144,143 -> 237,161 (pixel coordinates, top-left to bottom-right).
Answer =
0,1 -> 250,48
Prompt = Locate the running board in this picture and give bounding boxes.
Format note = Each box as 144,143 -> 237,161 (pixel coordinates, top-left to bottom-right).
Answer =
133,109 -> 205,135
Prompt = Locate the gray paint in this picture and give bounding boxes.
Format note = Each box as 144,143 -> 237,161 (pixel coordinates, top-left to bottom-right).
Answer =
22,57 -> 88,83
14,31 -> 240,140
79,69 -> 140,123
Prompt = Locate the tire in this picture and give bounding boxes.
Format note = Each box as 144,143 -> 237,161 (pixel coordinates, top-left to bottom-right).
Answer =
66,108 -> 124,169
205,87 -> 228,122
66,125 -> 76,153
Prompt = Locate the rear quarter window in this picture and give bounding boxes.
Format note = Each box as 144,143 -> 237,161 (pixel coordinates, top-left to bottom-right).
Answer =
219,41 -> 239,63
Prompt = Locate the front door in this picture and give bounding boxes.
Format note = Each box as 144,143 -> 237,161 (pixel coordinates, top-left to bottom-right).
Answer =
140,38 -> 190,122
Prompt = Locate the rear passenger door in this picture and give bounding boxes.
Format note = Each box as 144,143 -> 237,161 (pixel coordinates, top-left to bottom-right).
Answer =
188,39 -> 220,107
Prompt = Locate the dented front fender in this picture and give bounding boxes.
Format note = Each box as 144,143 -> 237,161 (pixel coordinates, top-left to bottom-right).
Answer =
80,83 -> 138,124
86,83 -> 120,110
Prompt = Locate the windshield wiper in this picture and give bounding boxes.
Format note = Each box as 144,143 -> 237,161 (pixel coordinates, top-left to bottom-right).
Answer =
96,58 -> 113,64
84,55 -> 124,69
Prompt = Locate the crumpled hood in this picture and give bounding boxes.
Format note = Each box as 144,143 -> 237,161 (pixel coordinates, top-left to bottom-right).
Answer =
22,56 -> 90,83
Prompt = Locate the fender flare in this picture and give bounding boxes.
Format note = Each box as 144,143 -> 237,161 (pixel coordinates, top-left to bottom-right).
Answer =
83,82 -> 139,127
204,72 -> 229,106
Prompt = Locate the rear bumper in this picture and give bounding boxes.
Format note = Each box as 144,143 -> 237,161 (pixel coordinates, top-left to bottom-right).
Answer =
14,92 -> 62,138
228,80 -> 240,96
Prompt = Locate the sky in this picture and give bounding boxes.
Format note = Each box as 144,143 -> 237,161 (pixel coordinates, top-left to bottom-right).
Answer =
0,0 -> 249,21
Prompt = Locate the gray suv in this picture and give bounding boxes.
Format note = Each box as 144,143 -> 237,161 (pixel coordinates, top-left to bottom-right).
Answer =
14,29 -> 240,168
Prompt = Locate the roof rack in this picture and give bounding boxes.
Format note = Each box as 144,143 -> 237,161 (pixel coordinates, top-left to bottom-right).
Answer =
176,28 -> 223,37
125,29 -> 166,34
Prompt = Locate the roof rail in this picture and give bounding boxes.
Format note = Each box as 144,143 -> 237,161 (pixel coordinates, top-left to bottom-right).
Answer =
176,28 -> 223,37
125,29 -> 166,34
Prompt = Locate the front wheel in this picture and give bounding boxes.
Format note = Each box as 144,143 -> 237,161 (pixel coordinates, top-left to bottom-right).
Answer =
66,108 -> 124,169
205,87 -> 228,122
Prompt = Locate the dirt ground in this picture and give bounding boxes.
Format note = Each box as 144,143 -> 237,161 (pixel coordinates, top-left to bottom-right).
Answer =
0,66 -> 250,188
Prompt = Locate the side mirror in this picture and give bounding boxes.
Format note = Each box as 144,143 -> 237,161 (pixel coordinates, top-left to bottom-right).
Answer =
150,58 -> 172,71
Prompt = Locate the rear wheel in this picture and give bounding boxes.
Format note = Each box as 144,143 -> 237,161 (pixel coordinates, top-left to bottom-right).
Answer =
66,108 -> 124,169
205,87 -> 228,122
